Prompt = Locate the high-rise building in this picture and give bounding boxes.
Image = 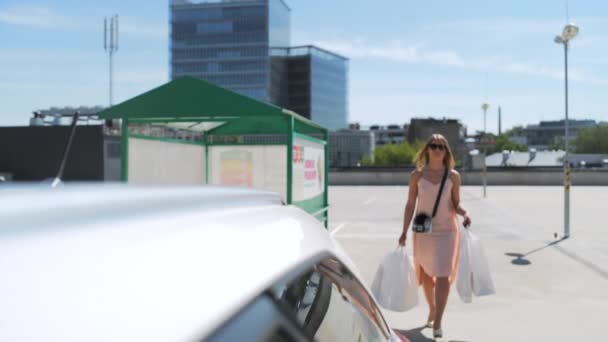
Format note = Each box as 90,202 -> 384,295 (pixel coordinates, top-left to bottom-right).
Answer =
170,0 -> 348,130
329,130 -> 374,167
523,119 -> 596,150
271,46 -> 348,130
170,0 -> 290,102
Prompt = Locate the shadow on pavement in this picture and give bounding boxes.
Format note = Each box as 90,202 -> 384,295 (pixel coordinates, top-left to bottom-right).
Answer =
394,327 -> 470,342
505,237 -> 568,266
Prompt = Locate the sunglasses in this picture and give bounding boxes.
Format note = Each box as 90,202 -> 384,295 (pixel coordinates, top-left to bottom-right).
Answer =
428,143 -> 446,151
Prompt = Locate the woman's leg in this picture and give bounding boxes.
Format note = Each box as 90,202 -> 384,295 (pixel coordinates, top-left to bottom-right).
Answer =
434,276 -> 450,329
419,266 -> 436,322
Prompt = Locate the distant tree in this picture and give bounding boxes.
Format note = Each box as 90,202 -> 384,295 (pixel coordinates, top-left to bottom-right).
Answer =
504,126 -> 524,137
373,143 -> 414,166
360,156 -> 373,166
574,126 -> 608,153
363,140 -> 425,166
549,137 -> 565,151
491,134 -> 528,153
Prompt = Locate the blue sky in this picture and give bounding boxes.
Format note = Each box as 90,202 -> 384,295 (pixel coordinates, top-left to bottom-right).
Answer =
1,0 -> 607,133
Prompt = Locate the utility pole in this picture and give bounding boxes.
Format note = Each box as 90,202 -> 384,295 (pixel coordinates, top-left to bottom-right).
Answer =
482,102 -> 490,198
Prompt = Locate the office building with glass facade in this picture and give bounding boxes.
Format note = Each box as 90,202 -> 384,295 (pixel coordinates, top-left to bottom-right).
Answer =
329,130 -> 374,167
170,0 -> 290,102
271,46 -> 348,130
170,0 -> 349,130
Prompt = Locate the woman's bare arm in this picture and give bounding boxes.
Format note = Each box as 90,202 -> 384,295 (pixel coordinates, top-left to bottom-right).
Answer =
402,170 -> 420,234
451,171 -> 471,220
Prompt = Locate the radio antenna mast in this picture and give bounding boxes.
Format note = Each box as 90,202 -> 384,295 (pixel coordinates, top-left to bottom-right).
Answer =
104,14 -> 119,106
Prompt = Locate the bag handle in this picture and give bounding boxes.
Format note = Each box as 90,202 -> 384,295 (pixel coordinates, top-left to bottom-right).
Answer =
431,168 -> 449,218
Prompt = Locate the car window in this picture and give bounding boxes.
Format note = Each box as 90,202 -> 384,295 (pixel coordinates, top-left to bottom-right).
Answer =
206,295 -> 310,342
273,257 -> 390,342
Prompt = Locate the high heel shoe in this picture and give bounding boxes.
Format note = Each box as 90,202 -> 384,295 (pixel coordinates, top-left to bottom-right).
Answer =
426,310 -> 435,329
433,328 -> 443,338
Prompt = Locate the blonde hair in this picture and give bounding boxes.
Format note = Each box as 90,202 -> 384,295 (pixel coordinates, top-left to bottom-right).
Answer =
415,134 -> 456,170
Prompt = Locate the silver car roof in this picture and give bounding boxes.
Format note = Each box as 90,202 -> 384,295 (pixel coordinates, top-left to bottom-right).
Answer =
0,185 -> 352,341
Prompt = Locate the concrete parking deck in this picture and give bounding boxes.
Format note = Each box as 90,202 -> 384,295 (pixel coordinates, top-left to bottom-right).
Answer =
329,186 -> 608,341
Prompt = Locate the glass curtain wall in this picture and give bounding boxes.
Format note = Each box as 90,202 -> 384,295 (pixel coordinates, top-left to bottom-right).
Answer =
310,48 -> 348,130
170,0 -> 271,101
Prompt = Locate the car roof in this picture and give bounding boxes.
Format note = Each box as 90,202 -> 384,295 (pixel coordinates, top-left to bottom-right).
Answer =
0,185 -> 354,341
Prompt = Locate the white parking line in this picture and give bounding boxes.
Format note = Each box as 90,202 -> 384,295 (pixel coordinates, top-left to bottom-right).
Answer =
363,197 -> 376,205
330,222 -> 349,236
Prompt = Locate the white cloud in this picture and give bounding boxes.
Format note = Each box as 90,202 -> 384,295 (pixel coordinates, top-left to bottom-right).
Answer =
315,38 -> 465,67
120,24 -> 167,39
0,5 -> 167,40
0,5 -> 69,28
428,18 -> 563,36
314,38 -> 608,85
426,16 -> 608,38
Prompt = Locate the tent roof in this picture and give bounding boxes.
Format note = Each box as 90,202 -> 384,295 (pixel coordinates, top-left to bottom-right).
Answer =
98,76 -> 325,134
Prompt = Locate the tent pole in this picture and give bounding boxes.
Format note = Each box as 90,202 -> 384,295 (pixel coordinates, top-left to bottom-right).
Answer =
287,116 -> 294,205
324,129 -> 329,228
204,132 -> 209,184
121,118 -> 129,182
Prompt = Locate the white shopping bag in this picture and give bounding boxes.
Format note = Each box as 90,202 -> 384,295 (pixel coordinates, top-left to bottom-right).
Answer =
456,228 -> 473,303
371,247 -> 418,311
457,228 -> 495,303
469,230 -> 496,297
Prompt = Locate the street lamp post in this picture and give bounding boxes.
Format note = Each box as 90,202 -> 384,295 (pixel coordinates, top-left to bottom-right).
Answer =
463,137 -> 476,186
481,102 -> 490,198
555,23 -> 579,239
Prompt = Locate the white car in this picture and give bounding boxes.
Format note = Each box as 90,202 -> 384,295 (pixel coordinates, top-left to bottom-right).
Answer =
0,185 -> 409,342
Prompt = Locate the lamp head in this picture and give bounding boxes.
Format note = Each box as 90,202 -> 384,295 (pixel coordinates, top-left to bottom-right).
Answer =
561,23 -> 579,42
554,35 -> 564,44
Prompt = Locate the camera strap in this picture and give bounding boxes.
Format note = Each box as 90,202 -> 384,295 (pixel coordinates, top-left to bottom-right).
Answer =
431,168 -> 449,218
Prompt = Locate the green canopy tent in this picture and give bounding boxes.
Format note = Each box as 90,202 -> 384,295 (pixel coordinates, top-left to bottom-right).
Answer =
98,76 -> 329,226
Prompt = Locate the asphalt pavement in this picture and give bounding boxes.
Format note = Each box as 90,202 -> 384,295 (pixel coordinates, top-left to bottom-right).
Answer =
329,186 -> 608,342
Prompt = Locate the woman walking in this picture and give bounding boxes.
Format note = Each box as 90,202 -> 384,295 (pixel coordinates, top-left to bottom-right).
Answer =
398,134 -> 472,339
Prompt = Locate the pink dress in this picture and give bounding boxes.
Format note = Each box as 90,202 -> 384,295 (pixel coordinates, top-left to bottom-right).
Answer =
412,176 -> 460,284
